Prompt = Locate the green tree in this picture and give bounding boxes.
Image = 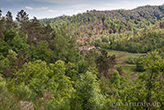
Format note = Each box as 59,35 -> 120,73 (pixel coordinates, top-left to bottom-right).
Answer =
5,11 -> 17,30
0,9 -> 1,17
160,21 -> 164,28
34,41 -> 52,63
0,38 -> 10,56
13,60 -> 74,103
27,17 -> 44,45
0,10 -> 5,38
110,70 -> 121,88
77,59 -> 88,73
85,49 -> 96,68
1,49 -> 18,78
75,71 -> 105,110
95,50 -> 116,78
138,50 -> 164,109
49,60 -> 74,102
9,32 -> 30,53
101,35 -> 109,43
124,50 -> 164,110
16,10 -> 29,34
4,28 -> 16,42
50,26 -> 76,62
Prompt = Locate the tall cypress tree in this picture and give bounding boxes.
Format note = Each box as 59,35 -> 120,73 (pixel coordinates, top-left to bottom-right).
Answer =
5,11 -> 17,30
16,10 -> 29,34
27,17 -> 44,45
0,9 -> 4,38
95,50 -> 116,78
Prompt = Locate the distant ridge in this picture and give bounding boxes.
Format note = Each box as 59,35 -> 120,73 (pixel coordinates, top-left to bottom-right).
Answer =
40,4 -> 164,44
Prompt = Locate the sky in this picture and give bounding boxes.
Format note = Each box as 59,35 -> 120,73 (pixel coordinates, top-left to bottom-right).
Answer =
0,0 -> 164,19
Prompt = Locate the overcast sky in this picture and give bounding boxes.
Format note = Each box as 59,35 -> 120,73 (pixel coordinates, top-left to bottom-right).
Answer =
0,0 -> 164,19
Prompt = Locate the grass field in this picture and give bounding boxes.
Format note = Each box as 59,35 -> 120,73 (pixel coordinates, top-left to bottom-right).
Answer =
86,49 -> 141,79
106,50 -> 141,79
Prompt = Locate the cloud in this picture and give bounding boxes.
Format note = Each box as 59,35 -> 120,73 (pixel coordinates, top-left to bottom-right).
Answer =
48,10 -> 56,13
25,6 -> 34,10
34,0 -> 84,4
5,0 -> 23,1
103,0 -> 164,10
71,4 -> 90,9
47,9 -> 82,16
36,7 -> 48,10
25,6 -> 48,10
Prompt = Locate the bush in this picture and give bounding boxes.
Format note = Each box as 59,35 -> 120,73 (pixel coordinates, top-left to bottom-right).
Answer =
116,66 -> 123,75
160,52 -> 164,57
125,56 -> 137,64
75,71 -> 105,110
14,83 -> 34,101
135,56 -> 145,72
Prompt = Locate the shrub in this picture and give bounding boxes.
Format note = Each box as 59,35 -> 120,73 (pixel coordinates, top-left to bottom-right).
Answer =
125,56 -> 136,64
116,66 -> 123,75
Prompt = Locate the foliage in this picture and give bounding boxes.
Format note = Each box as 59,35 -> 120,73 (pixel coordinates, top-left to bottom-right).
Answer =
95,50 -> 116,77
49,26 -> 76,62
75,71 -> 105,110
0,7 -> 164,110
125,55 -> 139,64
122,50 -> 164,109
110,70 -> 121,88
40,4 -> 164,45
92,27 -> 164,53
116,66 -> 123,75
33,41 -> 52,63
85,49 -> 96,68
138,50 -> 164,109
77,59 -> 88,73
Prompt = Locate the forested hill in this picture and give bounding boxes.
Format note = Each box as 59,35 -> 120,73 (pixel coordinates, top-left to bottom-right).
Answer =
1,3 -> 164,110
40,4 -> 164,44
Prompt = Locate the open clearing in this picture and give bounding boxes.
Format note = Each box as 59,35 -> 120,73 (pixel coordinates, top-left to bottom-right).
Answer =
107,50 -> 141,79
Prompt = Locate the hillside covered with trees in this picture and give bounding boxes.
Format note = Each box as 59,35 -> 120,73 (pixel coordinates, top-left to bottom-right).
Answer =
40,4 -> 164,45
0,4 -> 164,110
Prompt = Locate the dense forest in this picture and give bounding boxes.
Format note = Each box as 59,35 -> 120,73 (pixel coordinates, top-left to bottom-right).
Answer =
40,4 -> 164,47
0,4 -> 164,110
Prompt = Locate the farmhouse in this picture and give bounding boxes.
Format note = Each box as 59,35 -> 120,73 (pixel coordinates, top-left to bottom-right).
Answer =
78,45 -> 95,51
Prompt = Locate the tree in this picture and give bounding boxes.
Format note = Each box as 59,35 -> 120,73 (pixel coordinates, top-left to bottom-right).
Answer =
16,10 -> 29,34
26,17 -> 44,45
0,9 -> 5,38
136,55 -> 146,72
101,35 -> 109,43
0,38 -> 9,56
85,49 -> 96,68
4,28 -> 17,42
95,50 -> 116,78
110,70 -> 121,88
0,9 -> 1,18
44,23 -> 53,42
75,71 -> 105,110
16,10 -> 29,23
125,50 -> 164,109
50,26 -> 76,62
160,21 -> 164,28
77,59 -> 88,73
9,31 -> 30,53
1,49 -> 18,78
5,11 -> 16,30
14,60 -> 74,103
138,50 -> 164,109
33,41 -> 52,63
